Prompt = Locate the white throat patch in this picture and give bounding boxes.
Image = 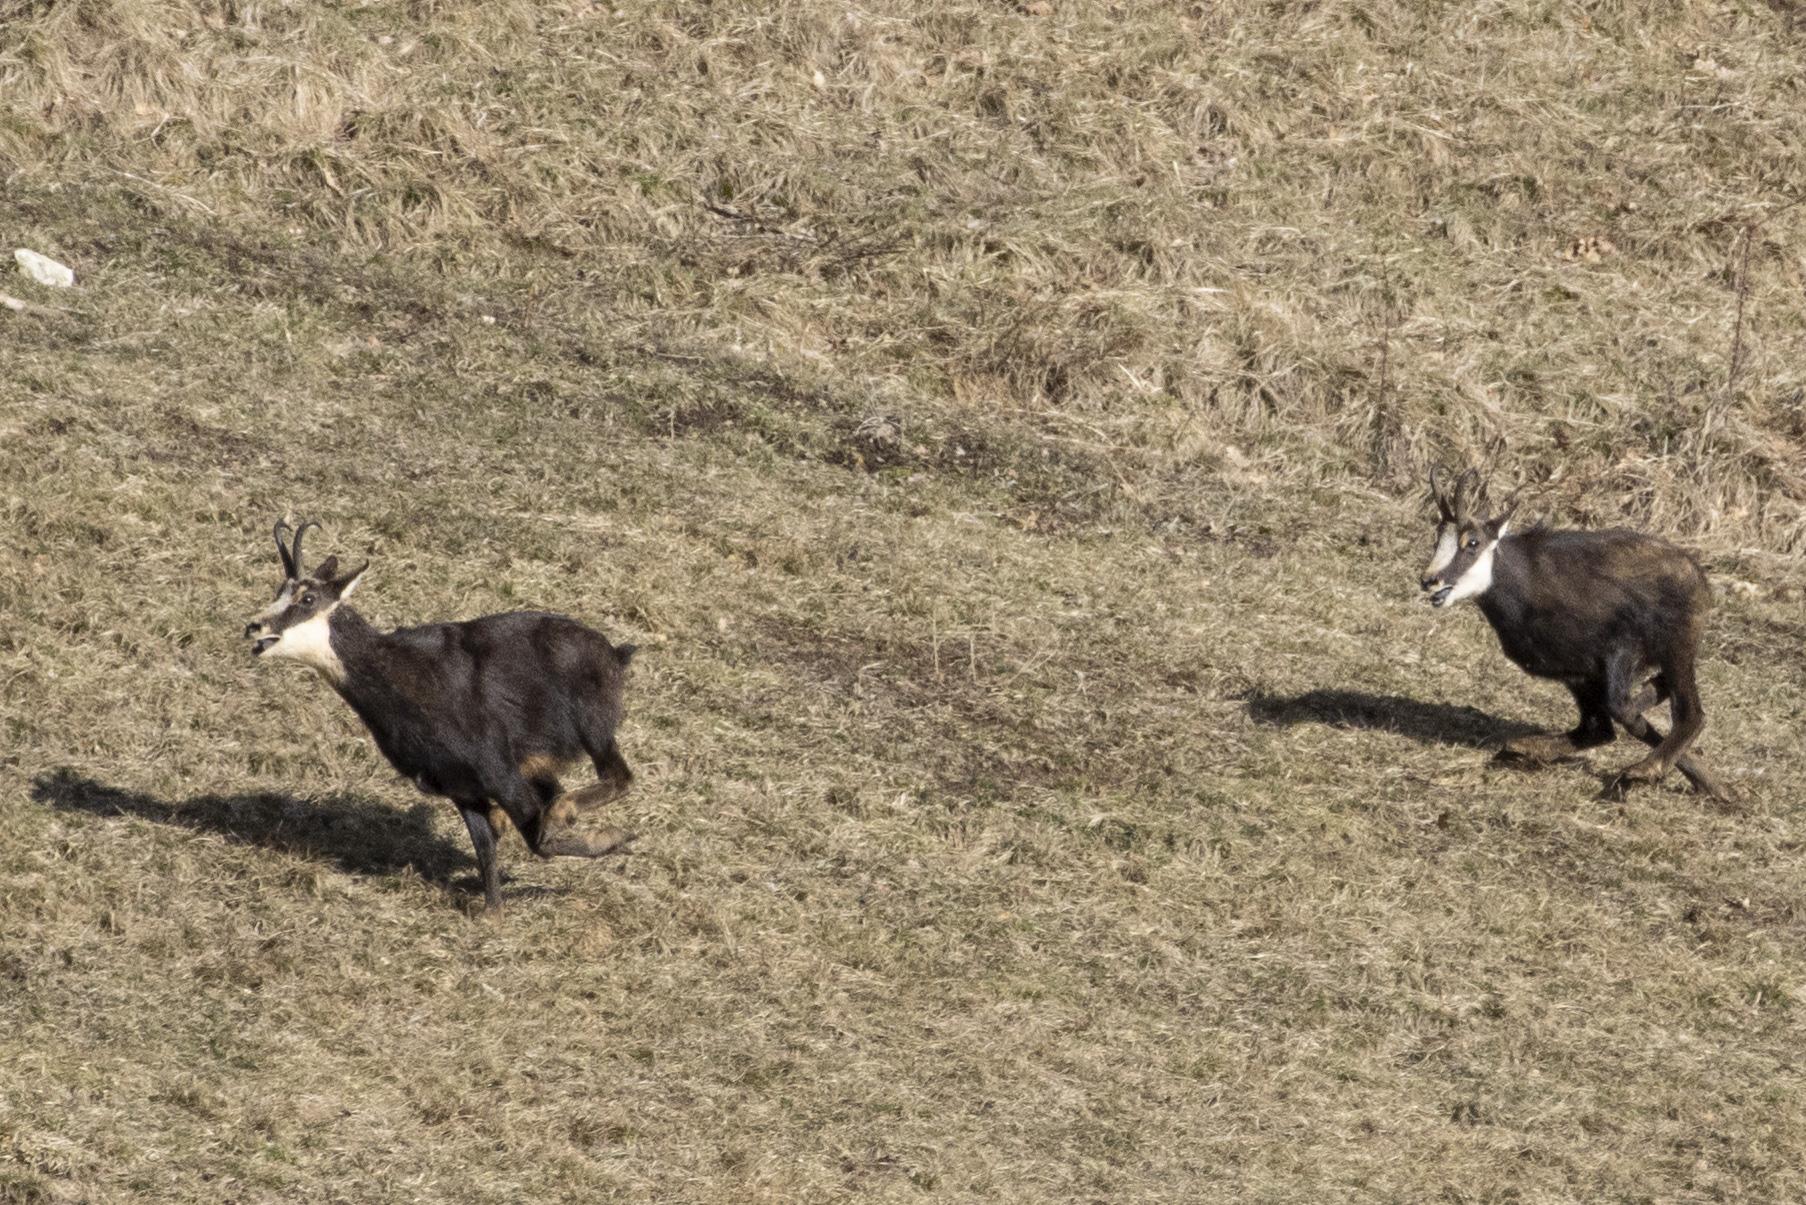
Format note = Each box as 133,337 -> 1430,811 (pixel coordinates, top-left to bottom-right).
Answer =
262,605 -> 346,684
1442,522 -> 1509,606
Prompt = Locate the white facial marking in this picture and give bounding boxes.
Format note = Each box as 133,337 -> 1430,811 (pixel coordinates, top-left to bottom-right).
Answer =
260,605 -> 346,684
1424,524 -> 1458,578
250,584 -> 294,625
1441,522 -> 1509,606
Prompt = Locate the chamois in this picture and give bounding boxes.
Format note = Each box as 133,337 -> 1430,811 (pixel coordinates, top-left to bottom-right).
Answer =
244,519 -> 637,912
1418,468 -> 1732,802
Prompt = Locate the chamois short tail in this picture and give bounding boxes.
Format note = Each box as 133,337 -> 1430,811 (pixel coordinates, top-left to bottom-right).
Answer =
615,642 -> 638,667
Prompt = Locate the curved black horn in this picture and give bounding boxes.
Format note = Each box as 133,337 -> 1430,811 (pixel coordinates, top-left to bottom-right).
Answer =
289,520 -> 321,578
1452,468 -> 1481,524
273,519 -> 296,578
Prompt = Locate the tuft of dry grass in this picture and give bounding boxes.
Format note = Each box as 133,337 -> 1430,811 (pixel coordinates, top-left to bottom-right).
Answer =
4,1 -> 1806,1201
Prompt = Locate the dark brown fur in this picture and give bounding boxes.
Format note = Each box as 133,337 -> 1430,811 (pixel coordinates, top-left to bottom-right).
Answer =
246,520 -> 638,913
1421,472 -> 1732,802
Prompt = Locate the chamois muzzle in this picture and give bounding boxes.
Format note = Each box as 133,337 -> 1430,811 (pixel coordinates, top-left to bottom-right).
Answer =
244,618 -> 279,655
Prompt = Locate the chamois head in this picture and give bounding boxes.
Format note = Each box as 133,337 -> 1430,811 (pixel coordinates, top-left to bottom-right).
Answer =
244,519 -> 366,680
1421,467 -> 1518,608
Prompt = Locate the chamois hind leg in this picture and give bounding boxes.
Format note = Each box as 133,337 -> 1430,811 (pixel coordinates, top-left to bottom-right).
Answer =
512,774 -> 632,860
455,801 -> 504,914
561,740 -> 633,812
540,747 -> 635,848
1500,680 -> 1615,763
1603,652 -> 1725,800
1611,673 -> 1734,802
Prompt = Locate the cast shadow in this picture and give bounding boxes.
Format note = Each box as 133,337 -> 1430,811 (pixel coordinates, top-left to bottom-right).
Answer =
30,767 -> 484,894
1242,688 -> 1542,750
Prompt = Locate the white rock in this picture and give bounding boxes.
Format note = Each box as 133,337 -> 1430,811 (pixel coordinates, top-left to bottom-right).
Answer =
15,249 -> 75,288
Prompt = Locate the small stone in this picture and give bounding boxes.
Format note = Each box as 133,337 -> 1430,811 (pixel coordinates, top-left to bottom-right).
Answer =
15,249 -> 74,288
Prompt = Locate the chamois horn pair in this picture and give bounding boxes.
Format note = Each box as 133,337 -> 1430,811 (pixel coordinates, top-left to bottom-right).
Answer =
272,519 -> 319,581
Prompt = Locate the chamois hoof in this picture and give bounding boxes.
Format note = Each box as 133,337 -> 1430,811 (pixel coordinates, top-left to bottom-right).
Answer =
1673,756 -> 1740,808
535,826 -> 636,859
590,826 -> 636,856
1702,784 -> 1742,809
1695,775 -> 1740,807
462,894 -> 504,920
1601,761 -> 1666,801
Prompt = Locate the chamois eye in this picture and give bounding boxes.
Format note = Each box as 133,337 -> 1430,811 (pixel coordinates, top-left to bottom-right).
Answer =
1465,536 -> 1478,550
301,592 -> 316,606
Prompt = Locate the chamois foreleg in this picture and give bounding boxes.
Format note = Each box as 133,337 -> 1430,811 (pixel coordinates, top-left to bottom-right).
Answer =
456,801 -> 504,914
1500,681 -> 1616,763
541,727 -> 635,825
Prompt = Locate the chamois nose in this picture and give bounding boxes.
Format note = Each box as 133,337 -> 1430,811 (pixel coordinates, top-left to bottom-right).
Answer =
1419,576 -> 1439,593
244,622 -> 261,639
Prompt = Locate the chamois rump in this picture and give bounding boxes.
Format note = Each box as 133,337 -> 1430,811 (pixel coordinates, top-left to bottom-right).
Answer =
244,520 -> 637,912
1418,468 -> 1731,802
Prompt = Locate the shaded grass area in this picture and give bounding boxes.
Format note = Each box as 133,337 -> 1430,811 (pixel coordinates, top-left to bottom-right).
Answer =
4,1 -> 1806,1201
1242,688 -> 1543,751
29,769 -> 472,891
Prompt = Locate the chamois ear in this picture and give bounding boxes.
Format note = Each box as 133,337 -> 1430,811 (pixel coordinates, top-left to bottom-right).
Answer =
1494,484 -> 1524,531
312,555 -> 340,583
335,561 -> 369,599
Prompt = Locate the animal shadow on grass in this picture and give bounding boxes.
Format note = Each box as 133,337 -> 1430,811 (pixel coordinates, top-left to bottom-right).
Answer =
1242,688 -> 1541,750
29,768 -> 557,903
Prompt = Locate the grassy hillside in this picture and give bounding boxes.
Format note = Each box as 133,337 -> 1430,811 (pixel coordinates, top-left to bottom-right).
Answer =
4,1 -> 1806,1200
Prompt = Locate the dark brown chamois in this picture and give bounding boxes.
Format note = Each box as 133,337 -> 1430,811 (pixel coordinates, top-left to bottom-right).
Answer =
1418,468 -> 1732,802
244,520 -> 637,912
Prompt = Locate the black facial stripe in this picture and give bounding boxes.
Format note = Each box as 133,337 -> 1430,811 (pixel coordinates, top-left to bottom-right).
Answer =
261,577 -> 334,633
1441,530 -> 1491,580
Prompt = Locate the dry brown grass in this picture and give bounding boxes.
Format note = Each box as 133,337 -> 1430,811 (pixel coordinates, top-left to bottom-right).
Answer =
5,1 -> 1806,1200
